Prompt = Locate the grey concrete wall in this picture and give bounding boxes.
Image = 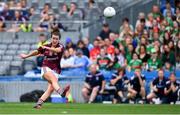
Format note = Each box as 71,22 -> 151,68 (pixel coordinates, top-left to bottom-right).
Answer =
0,81 -> 84,103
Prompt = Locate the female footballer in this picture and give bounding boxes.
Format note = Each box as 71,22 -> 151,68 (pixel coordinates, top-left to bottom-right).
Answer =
20,28 -> 70,109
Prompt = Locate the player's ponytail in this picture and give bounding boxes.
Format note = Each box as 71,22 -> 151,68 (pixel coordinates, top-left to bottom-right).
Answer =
51,27 -> 61,39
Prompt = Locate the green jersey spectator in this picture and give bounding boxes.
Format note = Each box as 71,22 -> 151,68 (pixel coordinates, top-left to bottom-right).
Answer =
128,53 -> 142,71
147,48 -> 162,71
97,48 -> 111,70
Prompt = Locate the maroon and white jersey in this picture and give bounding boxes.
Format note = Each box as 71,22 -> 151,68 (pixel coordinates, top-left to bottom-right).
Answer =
37,43 -> 64,74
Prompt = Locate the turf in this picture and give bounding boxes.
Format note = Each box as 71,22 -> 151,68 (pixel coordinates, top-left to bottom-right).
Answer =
0,103 -> 179,114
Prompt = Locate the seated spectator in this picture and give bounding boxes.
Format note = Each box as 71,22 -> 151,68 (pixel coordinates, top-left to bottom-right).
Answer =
152,5 -> 163,21
138,45 -> 150,69
128,53 -> 142,71
110,68 -> 129,103
37,33 -> 49,48
19,21 -> 33,32
1,4 -> 12,20
147,70 -> 168,104
134,23 -> 145,40
68,47 -> 76,57
8,0 -> 16,9
41,3 -> 53,18
99,23 -> 112,40
147,48 -> 162,71
0,19 -> 6,32
0,2 -> 6,13
164,73 -> 180,104
36,33 -> 49,67
7,21 -> 20,32
164,61 -> 173,72
161,45 -> 176,67
49,14 -> 66,31
34,13 -> 50,32
163,31 -> 171,45
76,40 -> 89,58
110,48 -> 125,70
15,2 -> 23,10
83,37 -> 94,51
65,37 -> 76,50
163,2 -> 175,17
82,64 -> 105,103
20,0 -> 27,8
176,7 -> 180,23
61,3 -> 68,13
88,0 -> 96,9
104,38 -> 115,57
13,10 -> 26,23
125,44 -> 134,65
90,39 -> 100,62
109,32 -> 117,47
135,12 -> 145,28
68,2 -> 83,17
28,6 -> 36,20
97,48 -> 111,70
146,13 -> 154,29
119,18 -> 134,39
127,69 -> 146,104
176,40 -> 180,67
61,50 -> 75,70
73,49 -> 90,70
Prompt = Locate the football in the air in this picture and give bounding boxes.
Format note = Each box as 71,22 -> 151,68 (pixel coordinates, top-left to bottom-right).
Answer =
103,7 -> 116,18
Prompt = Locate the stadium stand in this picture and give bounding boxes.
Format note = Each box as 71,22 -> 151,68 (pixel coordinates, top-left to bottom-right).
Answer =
0,0 -> 179,104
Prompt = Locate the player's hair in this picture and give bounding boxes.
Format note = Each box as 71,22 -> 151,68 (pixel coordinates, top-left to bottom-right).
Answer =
51,27 -> 61,39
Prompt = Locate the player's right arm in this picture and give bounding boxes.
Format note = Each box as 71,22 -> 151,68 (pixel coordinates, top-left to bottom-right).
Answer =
20,50 -> 40,59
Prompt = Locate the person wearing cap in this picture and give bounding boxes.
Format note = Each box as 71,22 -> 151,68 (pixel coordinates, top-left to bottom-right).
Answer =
65,37 -> 76,50
147,48 -> 162,71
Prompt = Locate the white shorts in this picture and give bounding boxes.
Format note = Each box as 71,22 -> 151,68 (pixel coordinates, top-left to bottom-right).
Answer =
41,67 -> 59,79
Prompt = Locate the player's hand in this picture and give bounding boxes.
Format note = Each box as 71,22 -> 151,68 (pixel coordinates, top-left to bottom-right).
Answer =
19,54 -> 28,59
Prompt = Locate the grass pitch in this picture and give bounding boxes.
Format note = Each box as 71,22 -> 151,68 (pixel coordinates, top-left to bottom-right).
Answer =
0,103 -> 179,114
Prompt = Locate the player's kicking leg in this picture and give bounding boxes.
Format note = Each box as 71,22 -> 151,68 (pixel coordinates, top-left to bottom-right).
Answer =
34,71 -> 70,109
